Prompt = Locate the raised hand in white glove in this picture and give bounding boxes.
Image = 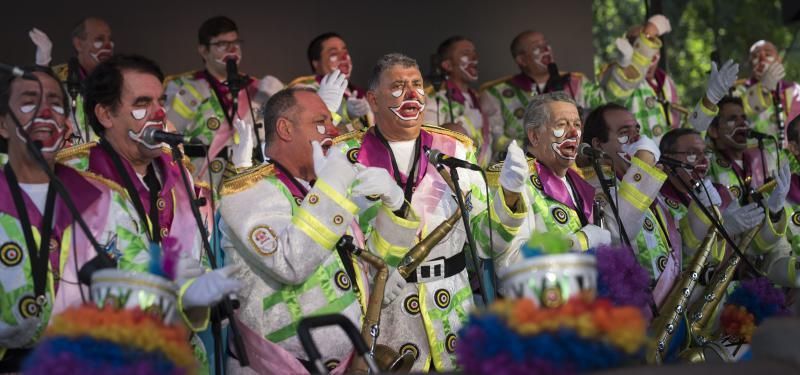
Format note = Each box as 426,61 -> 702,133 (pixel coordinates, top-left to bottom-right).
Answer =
647,14 -> 672,36
575,224 -> 612,249
615,37 -> 634,68
182,265 -> 242,309
761,62 -> 786,91
766,162 -> 791,213
499,140 -> 529,193
231,118 -> 254,169
0,318 -> 39,348
382,269 -> 407,307
723,201 -> 765,236
706,60 -> 739,104
695,178 -> 722,207
352,165 -> 405,211
29,28 -> 52,66
317,69 -> 348,113
258,75 -> 284,96
621,135 -> 660,161
346,93 -> 370,118
312,141 -> 358,194
174,252 -> 205,287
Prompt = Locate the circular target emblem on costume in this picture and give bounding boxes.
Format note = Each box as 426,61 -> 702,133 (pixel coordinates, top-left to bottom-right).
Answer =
729,186 -> 742,199
346,147 -> 360,164
160,227 -> 169,238
434,289 -> 451,309
657,255 -> 668,272
210,159 -> 224,173
513,107 -> 525,119
652,125 -> 664,137
334,271 -> 351,291
19,295 -> 41,318
249,225 -> 278,256
403,294 -> 420,315
1,242 -> 23,267
551,206 -> 569,225
643,217 -> 655,232
633,173 -> 642,182
445,333 -> 457,353
48,238 -> 60,253
399,343 -> 419,360
156,197 -> 167,211
717,158 -> 730,168
206,117 -> 221,130
307,194 -> 320,205
665,198 -> 679,209
332,215 -> 344,225
541,286 -> 564,308
325,359 -> 340,370
366,194 -> 381,201
294,197 -> 303,206
645,96 -> 656,108
530,175 -> 543,190
792,211 -> 800,227
502,89 -> 514,98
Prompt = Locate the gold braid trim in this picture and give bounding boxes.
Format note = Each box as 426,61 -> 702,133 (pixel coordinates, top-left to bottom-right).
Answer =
332,129 -> 367,145
220,163 -> 275,196
56,141 -> 97,163
422,124 -> 473,150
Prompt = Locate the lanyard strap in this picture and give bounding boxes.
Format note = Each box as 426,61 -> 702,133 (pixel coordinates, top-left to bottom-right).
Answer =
272,160 -> 310,197
202,70 -> 236,125
5,165 -> 57,300
565,174 -> 588,226
374,126 -> 422,210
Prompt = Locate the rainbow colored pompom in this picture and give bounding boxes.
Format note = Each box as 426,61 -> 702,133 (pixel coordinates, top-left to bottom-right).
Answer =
521,232 -> 571,257
720,277 -> 789,343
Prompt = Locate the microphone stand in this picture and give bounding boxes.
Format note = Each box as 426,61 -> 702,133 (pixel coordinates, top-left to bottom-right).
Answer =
447,165 -> 491,305
773,82 -> 785,150
590,154 -> 631,248
661,163 -> 765,276
170,144 -> 249,373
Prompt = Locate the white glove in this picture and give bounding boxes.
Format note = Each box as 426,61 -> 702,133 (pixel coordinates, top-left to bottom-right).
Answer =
182,265 -> 243,309
0,318 -> 39,348
615,37 -> 634,68
647,14 -> 672,36
621,135 -> 660,161
346,95 -> 370,118
695,178 -> 722,207
312,141 -> 358,194
499,140 -> 529,193
382,269 -> 407,307
29,28 -> 52,66
706,60 -> 739,104
723,201 -> 765,236
258,75 -> 284,96
231,118 -> 254,169
761,62 -> 785,91
577,224 -> 612,249
317,69 -> 348,113
766,162 -> 791,213
352,166 -> 405,211
174,252 -> 205,287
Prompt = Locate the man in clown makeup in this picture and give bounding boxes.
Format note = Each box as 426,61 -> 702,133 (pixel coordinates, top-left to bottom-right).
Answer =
28,17 -> 115,143
164,16 -> 284,198
480,30 -> 603,157
335,53 -> 528,371
57,54 -> 243,372
0,65 -> 149,371
288,32 -> 373,133
731,40 -> 800,150
491,92 -> 610,266
424,36 -> 492,167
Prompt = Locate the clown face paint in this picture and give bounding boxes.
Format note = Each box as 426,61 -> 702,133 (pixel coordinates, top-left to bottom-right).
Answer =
532,44 -> 553,69
10,72 -> 69,153
550,128 -> 581,160
16,107 -> 68,153
90,40 -> 114,63
390,99 -> 426,121
725,120 -> 750,146
328,53 -> 352,77
128,107 -> 167,149
459,55 -> 479,81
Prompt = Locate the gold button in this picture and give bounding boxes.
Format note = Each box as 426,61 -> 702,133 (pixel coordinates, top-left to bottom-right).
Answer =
308,194 -> 319,205
333,215 -> 344,225
206,117 -> 221,130
160,227 -> 169,238
210,159 -> 224,173
156,197 -> 166,211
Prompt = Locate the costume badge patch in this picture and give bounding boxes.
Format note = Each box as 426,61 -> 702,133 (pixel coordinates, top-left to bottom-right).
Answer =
249,225 -> 278,256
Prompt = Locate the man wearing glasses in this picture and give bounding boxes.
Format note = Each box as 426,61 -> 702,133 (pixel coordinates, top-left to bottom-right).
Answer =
480,31 -> 602,158
165,16 -> 282,197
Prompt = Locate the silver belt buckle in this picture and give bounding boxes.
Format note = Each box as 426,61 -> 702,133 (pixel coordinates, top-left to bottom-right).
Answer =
416,258 -> 446,283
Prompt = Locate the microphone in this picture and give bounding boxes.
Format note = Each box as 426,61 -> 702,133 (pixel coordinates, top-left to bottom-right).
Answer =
66,57 -> 81,100
545,62 -> 564,92
425,146 -> 482,171
747,129 -> 773,140
658,156 -> 695,170
0,63 -> 37,80
141,127 -> 197,146
226,58 -> 241,118
579,143 -> 606,159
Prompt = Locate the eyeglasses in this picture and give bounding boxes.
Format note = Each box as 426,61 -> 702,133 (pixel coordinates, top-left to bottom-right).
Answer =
668,149 -> 713,163
209,39 -> 244,51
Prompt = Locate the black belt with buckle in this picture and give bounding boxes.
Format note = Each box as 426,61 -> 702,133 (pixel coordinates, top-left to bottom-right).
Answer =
403,251 -> 466,283
0,348 -> 32,372
183,144 -> 227,158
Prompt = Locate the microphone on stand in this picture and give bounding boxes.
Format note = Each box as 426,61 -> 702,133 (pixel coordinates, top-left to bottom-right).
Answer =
226,58 -> 241,118
141,127 -> 198,146
579,143 -> 607,159
425,146 -> 483,171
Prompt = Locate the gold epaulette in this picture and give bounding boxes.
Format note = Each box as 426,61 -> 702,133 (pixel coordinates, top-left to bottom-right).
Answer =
52,63 -> 69,82
287,75 -> 317,88
75,168 -> 127,196
332,129 -> 366,145
56,141 -> 97,163
220,162 -> 275,196
163,70 -> 198,87
485,157 -> 536,187
479,75 -> 513,92
422,124 -> 474,150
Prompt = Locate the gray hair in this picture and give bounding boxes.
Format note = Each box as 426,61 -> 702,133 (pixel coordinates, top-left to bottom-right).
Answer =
523,91 -> 577,131
368,53 -> 420,92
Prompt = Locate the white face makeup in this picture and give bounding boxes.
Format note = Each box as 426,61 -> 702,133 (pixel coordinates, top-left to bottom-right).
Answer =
390,99 -> 426,121
16,105 -> 68,153
724,120 -> 750,146
89,40 -> 114,62
458,55 -> 479,81
549,129 -> 580,160
617,135 -> 629,145
552,128 -> 565,138
128,108 -> 166,149
328,54 -> 353,77
391,88 -> 403,98
531,45 -> 552,69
